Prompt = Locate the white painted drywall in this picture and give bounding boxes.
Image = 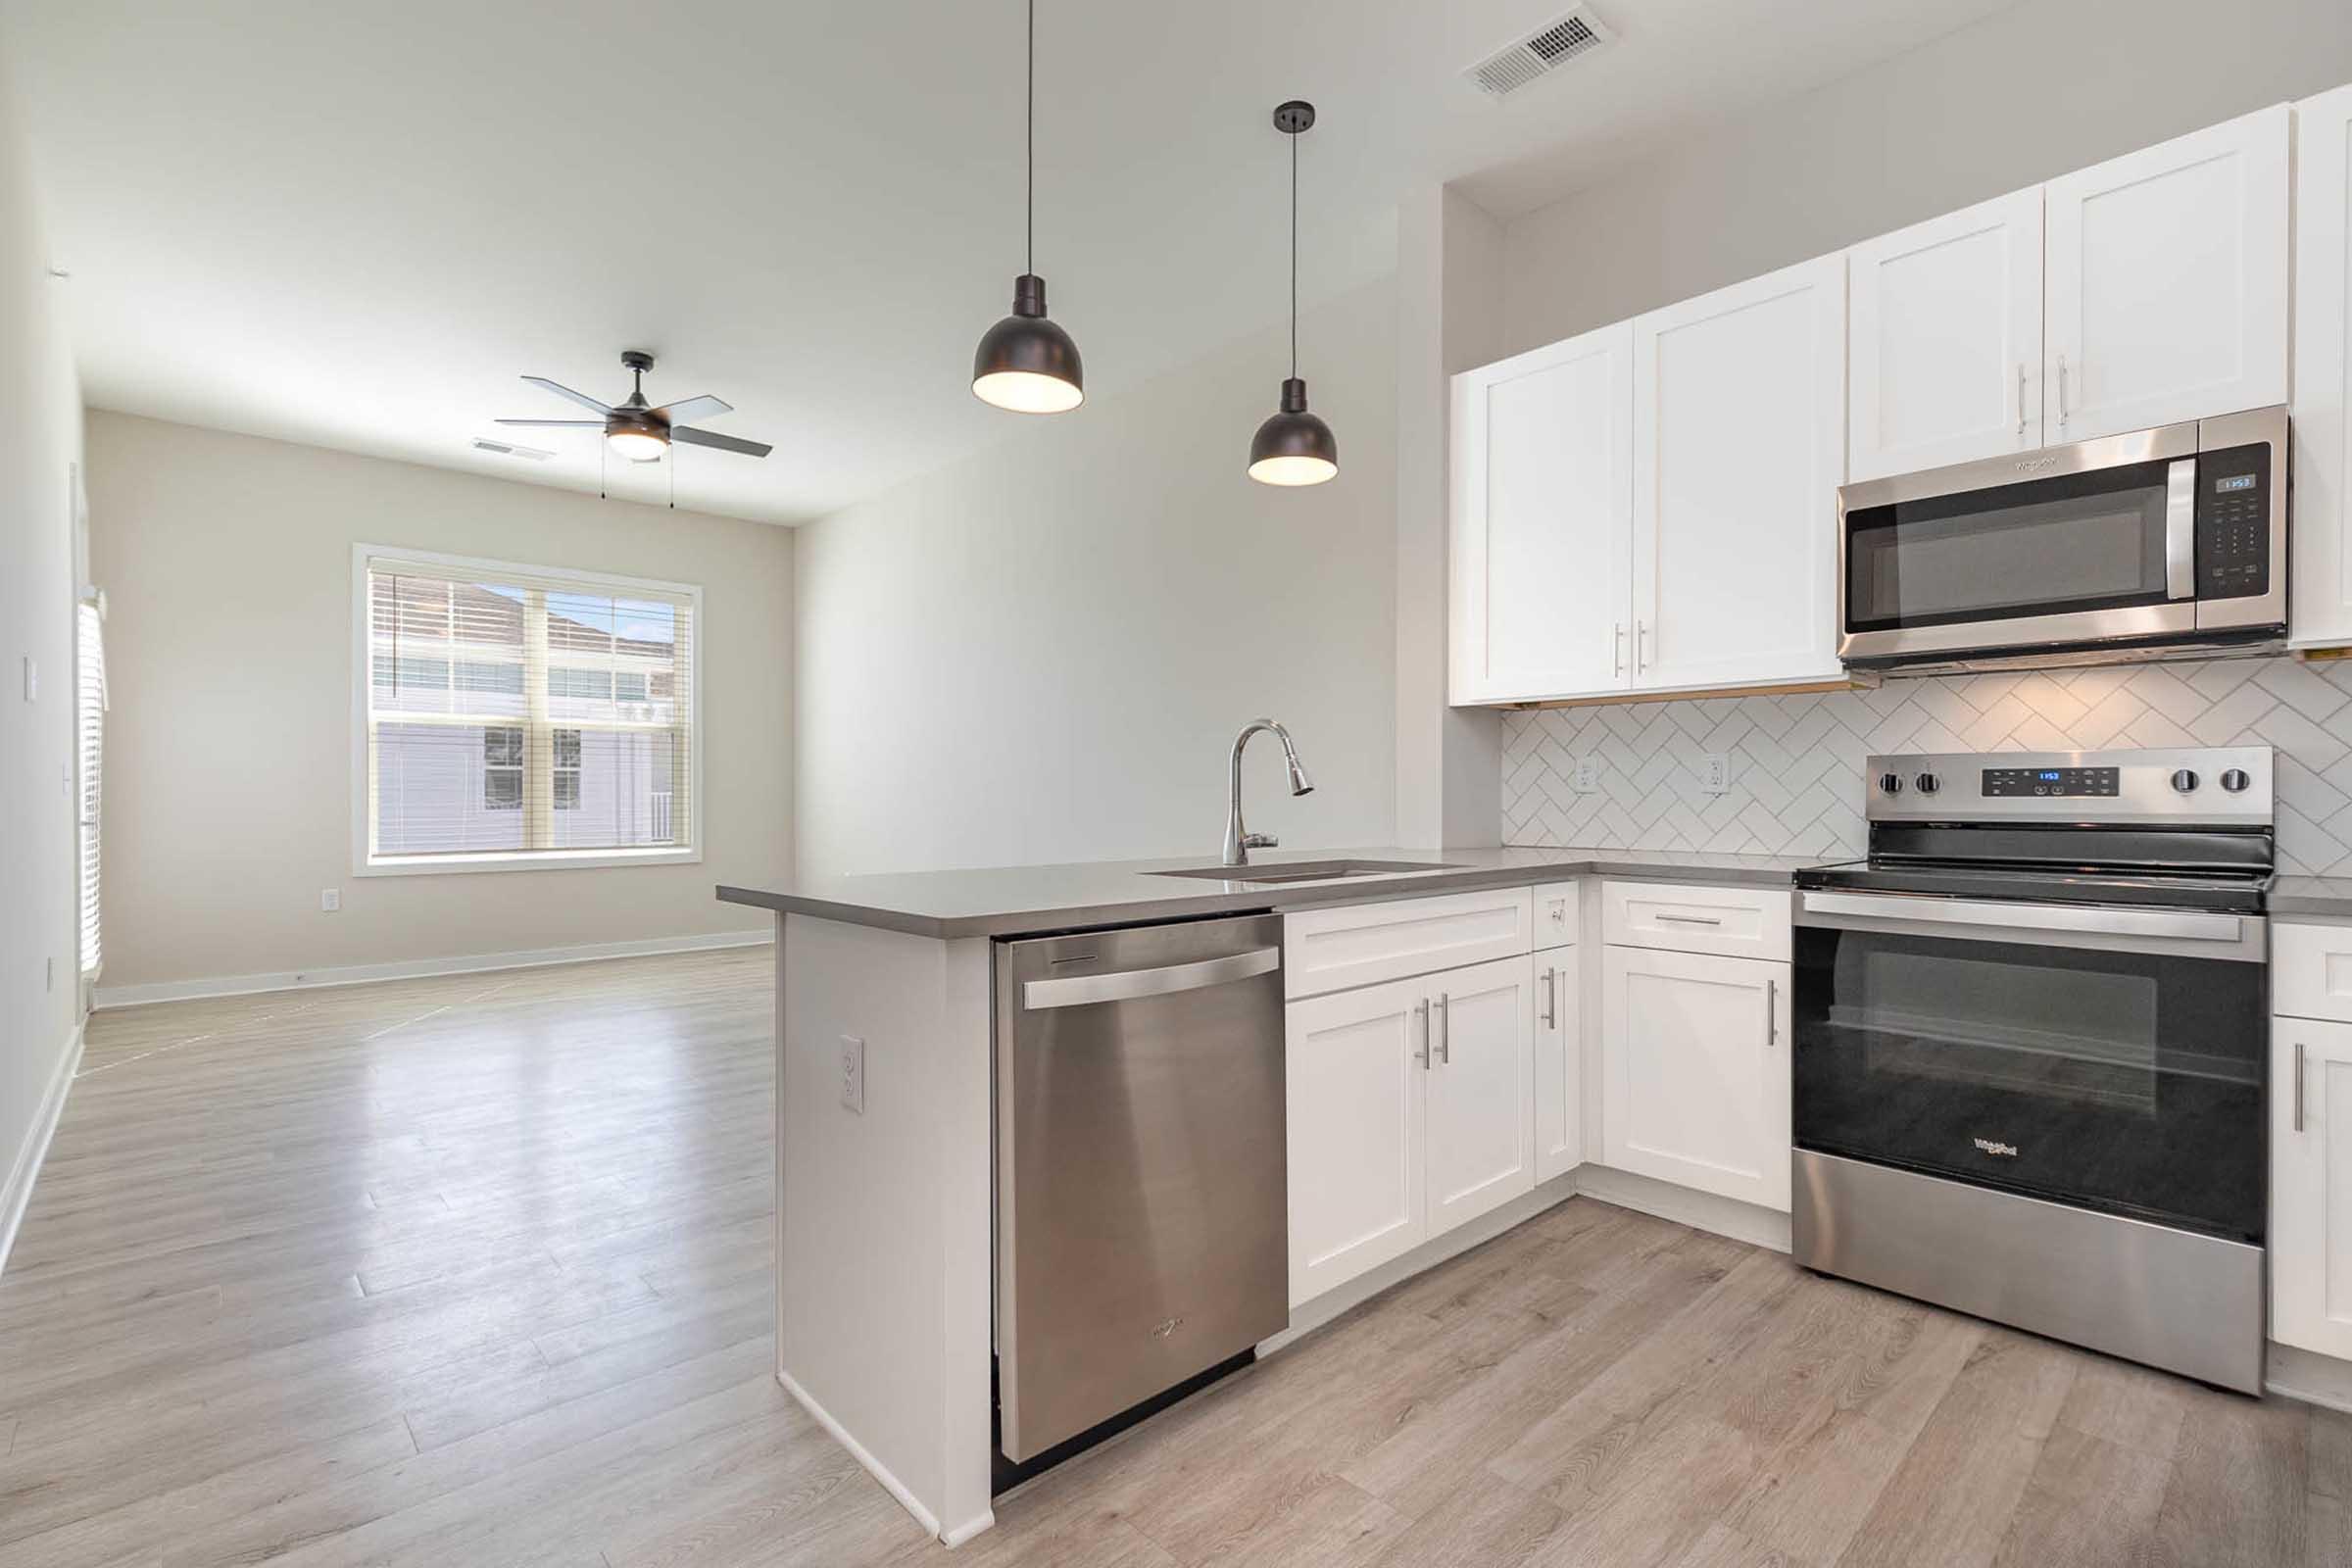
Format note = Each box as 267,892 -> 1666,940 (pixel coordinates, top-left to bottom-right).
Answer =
82,413 -> 794,992
1394,184 -> 1505,850
1500,0 -> 2352,356
793,278 -> 1398,879
0,69 -> 85,1243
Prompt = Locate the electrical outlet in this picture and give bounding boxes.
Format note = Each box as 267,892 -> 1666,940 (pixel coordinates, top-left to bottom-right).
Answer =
839,1035 -> 865,1115
1699,754 -> 1731,794
320,888 -> 341,912
1573,757 -> 1600,793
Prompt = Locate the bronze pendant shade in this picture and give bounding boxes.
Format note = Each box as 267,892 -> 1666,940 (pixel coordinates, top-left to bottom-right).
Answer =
1249,100 -> 1336,485
973,0 -> 1084,414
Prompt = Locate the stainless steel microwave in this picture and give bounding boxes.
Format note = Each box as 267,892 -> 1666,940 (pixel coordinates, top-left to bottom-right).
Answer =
1837,406 -> 2287,671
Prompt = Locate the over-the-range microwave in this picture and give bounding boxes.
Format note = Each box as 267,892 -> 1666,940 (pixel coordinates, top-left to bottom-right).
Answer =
1837,405 -> 2286,673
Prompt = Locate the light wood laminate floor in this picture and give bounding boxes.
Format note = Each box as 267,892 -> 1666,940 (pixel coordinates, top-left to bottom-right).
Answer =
2,946 -> 2344,1567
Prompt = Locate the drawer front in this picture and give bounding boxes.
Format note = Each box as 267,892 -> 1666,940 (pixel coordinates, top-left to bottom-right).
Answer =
1284,889 -> 1533,1000
1602,880 -> 1791,961
1533,881 -> 1581,952
2276,921 -> 2352,1023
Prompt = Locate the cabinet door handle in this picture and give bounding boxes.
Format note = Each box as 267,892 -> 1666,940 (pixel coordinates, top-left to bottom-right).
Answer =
1612,622 -> 1627,677
1636,621 -> 1650,672
2057,355 -> 2070,428
1415,999 -> 1430,1069
2296,1041 -> 2307,1132
2017,363 -> 2028,437
1541,965 -> 1556,1028
1434,995 -> 1451,1064
1766,978 -> 1778,1046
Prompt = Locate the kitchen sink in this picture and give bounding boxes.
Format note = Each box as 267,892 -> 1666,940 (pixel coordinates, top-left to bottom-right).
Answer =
1148,858 -> 1461,885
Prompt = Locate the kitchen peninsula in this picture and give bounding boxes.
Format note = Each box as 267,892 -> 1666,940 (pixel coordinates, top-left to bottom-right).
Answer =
716,844 -> 1816,1544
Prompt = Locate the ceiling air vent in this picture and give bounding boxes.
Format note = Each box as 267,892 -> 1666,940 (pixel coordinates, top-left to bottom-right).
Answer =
1465,6 -> 1615,99
471,436 -> 554,461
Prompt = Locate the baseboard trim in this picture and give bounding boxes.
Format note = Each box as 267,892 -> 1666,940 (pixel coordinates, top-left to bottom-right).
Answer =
1571,1163 -> 1792,1253
0,1021 -> 82,1280
91,928 -> 775,1010
1266,1173 -> 1582,1354
2267,1342 -> 2352,1413
776,1368 -> 975,1544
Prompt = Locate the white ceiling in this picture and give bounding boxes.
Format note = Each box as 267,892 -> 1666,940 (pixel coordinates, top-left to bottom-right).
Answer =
3,0 -> 2017,525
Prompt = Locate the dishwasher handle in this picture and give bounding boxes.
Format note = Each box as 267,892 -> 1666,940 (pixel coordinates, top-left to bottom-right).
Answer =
1021,947 -> 1281,1009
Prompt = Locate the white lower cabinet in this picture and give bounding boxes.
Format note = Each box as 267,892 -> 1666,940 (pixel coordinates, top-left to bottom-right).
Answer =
2273,1013 -> 2352,1359
1534,948 -> 1581,1183
1599,945 -> 1790,1212
1286,956 -> 1534,1307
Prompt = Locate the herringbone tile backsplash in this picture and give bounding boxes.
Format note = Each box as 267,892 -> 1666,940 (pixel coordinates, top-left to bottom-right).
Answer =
1499,655 -> 2352,876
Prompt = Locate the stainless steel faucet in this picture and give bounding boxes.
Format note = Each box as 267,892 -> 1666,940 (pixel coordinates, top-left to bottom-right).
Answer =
1223,718 -> 1315,866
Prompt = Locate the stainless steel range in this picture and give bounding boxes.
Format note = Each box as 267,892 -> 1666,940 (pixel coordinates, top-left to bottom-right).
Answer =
1791,746 -> 2272,1392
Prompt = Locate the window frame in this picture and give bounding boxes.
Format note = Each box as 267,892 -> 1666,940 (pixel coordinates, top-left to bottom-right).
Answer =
350,544 -> 704,876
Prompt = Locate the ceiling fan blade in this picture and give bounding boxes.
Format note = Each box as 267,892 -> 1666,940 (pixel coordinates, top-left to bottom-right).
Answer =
520,375 -> 613,415
672,425 -> 773,458
495,418 -> 605,427
651,394 -> 731,423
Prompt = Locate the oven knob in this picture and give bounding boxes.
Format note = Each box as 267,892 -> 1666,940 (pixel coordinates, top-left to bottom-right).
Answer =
1914,772 -> 1940,796
2221,767 -> 2252,793
2171,768 -> 2200,793
1878,771 -> 1903,795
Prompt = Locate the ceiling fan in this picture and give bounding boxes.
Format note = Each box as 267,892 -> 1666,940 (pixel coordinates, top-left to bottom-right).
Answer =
497,350 -> 773,462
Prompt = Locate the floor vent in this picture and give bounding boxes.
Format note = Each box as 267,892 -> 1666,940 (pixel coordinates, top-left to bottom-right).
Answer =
1465,6 -> 1615,99
471,436 -> 555,461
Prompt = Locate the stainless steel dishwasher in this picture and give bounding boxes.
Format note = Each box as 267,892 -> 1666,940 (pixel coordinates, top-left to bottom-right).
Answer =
994,913 -> 1287,1464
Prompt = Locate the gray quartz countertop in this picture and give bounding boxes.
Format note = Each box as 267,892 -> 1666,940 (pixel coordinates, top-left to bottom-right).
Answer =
2272,877 -> 2352,918
716,845 -> 1823,940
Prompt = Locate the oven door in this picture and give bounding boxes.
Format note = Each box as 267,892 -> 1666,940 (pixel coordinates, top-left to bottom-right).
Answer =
1838,422 -> 2199,662
1791,891 -> 2266,1244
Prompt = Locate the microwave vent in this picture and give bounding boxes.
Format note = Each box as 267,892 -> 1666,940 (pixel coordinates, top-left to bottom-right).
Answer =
1465,6 -> 1615,99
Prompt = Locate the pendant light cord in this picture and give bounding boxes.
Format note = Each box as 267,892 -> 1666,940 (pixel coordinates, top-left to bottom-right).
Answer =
1025,0 -> 1035,276
1289,129 -> 1298,379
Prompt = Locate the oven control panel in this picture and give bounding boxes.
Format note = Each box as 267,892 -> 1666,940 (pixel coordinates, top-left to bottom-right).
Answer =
1865,747 -> 2273,825
1982,765 -> 2119,799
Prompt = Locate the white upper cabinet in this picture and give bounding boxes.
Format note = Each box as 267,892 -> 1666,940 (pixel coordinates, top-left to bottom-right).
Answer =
1630,254 -> 1846,693
2044,104 -> 2290,444
1449,322 -> 1635,704
1847,188 -> 2045,480
2294,83 -> 2352,650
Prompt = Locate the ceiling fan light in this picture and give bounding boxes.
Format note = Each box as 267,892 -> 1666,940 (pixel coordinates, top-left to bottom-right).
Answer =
973,273 -> 1084,413
1249,377 -> 1338,486
605,426 -> 668,463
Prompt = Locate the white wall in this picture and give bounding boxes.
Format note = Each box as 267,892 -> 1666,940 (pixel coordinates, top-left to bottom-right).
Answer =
83,413 -> 795,992
0,66 -> 84,1236
794,277 -> 1397,878
1500,0 -> 2352,356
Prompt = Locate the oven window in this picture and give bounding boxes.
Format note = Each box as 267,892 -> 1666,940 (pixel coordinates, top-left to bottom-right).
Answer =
1846,457 -> 2177,632
1792,927 -> 2264,1243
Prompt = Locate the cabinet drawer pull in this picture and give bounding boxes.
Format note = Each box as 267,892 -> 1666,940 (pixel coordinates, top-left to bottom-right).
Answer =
2296,1041 -> 2307,1133
1654,913 -> 1724,927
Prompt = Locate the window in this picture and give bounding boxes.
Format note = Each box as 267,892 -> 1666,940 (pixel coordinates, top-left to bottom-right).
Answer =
75,594 -> 106,976
355,547 -> 699,872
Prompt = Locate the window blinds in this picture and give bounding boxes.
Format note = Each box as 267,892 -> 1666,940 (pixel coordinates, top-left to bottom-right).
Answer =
362,553 -> 696,864
75,597 -> 105,976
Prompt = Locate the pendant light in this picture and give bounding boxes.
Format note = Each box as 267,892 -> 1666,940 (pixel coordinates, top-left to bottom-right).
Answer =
971,0 -> 1084,414
1249,100 -> 1338,487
